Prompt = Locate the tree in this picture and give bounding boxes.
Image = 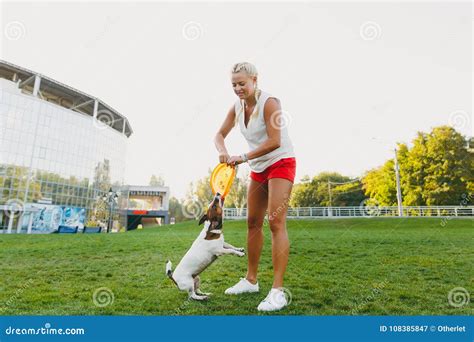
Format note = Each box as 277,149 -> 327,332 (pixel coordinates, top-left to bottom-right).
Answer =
188,169 -> 214,205
180,170 -> 214,221
224,169 -> 249,208
467,137 -> 474,193
290,172 -> 365,207
363,126 -> 473,206
332,181 -> 366,207
290,177 -> 318,207
92,159 -> 111,195
168,196 -> 185,222
418,126 -> 472,205
149,174 -> 165,187
0,165 -> 41,205
362,160 -> 397,206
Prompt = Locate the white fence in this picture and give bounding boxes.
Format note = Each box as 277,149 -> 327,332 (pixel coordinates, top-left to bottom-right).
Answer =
223,206 -> 474,219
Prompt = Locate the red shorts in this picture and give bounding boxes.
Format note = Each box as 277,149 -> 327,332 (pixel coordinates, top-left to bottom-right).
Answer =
250,157 -> 296,184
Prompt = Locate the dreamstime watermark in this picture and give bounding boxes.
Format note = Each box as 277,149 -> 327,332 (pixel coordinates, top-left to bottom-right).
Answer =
359,198 -> 381,217
0,278 -> 34,313
4,21 -> 26,41
181,198 -> 206,220
440,192 -> 472,227
267,287 -> 292,307
92,287 -> 114,307
3,198 -> 25,219
264,193 -> 291,227
92,109 -> 117,130
351,279 -> 388,315
448,110 -> 470,131
5,322 -> 85,336
174,298 -> 192,315
359,21 -> 382,41
269,109 -> 292,130
85,16 -> 118,48
182,21 -> 203,41
447,287 -> 470,308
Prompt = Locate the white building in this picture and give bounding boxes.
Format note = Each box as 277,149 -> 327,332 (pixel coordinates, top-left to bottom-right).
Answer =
0,60 -> 132,233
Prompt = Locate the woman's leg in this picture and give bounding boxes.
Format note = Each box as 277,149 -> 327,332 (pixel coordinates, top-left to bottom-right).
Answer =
267,178 -> 293,288
245,179 -> 269,284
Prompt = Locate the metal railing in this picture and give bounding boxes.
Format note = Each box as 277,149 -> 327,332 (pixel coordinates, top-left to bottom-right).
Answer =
223,206 -> 474,219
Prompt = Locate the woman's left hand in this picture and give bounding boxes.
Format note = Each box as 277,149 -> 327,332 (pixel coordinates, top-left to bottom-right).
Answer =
227,155 -> 244,166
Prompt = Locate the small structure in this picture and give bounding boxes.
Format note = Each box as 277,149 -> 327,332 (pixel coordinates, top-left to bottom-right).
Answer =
118,185 -> 170,230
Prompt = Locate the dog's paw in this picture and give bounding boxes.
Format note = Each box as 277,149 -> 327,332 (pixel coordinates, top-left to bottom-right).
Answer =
190,294 -> 209,301
236,251 -> 245,257
236,247 -> 245,253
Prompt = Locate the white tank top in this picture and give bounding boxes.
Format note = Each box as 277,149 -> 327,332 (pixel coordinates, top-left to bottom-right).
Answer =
234,91 -> 295,173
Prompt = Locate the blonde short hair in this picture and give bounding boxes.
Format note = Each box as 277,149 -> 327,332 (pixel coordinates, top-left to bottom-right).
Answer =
231,62 -> 258,78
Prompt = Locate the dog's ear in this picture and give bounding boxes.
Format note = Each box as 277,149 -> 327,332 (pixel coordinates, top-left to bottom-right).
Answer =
198,214 -> 208,225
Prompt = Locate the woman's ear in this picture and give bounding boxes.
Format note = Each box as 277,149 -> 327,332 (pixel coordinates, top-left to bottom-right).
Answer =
198,214 -> 208,225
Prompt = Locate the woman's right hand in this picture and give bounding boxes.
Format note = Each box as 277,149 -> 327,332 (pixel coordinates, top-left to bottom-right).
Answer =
219,152 -> 230,164
215,106 -> 236,164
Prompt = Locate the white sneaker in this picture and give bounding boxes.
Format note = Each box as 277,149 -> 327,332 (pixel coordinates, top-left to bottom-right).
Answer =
257,288 -> 288,312
224,278 -> 259,295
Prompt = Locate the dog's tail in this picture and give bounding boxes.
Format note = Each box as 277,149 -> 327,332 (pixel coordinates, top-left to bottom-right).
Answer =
165,260 -> 173,278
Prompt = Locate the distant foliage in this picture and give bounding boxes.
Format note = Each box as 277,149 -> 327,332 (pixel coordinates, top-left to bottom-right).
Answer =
149,174 -> 165,187
290,172 -> 365,207
362,126 -> 473,206
168,126 -> 471,219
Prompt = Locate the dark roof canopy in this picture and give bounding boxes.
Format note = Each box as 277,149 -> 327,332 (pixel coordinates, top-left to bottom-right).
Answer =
0,60 -> 133,137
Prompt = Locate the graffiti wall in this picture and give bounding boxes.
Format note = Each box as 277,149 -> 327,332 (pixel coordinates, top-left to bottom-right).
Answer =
22,204 -> 86,233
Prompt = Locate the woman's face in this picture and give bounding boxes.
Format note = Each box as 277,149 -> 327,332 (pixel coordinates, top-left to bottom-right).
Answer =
231,72 -> 256,100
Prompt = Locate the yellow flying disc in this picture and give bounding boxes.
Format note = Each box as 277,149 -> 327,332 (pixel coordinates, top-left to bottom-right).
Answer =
210,163 -> 236,198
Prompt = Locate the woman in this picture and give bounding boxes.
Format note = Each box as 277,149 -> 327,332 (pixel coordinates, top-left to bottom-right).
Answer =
214,62 -> 296,311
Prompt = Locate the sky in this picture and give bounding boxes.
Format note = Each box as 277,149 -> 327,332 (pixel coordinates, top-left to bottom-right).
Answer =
1,1 -> 472,199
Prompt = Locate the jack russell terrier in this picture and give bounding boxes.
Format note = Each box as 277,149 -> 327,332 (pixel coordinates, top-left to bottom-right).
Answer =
165,192 -> 245,300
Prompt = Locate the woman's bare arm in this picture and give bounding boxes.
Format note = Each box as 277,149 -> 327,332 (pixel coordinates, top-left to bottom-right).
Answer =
214,105 -> 236,162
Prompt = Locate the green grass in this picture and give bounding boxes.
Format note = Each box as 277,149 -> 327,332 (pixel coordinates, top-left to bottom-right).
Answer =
0,218 -> 472,315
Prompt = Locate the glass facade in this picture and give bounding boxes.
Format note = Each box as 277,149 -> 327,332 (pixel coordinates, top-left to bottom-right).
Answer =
0,76 -> 130,233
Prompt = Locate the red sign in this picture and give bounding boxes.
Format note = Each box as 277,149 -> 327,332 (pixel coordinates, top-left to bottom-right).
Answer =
132,210 -> 148,215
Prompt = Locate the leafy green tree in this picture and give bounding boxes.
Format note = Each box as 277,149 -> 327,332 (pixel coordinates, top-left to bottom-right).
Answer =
186,168 -> 214,206
363,126 -> 472,206
224,169 -> 249,208
418,126 -> 472,205
467,137 -> 474,193
362,160 -> 397,206
168,196 -> 185,222
290,172 -> 365,207
332,181 -> 366,206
